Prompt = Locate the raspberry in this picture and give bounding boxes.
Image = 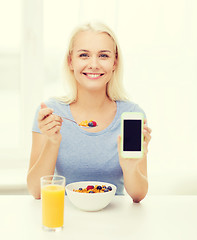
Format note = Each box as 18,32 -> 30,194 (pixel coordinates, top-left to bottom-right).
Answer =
87,185 -> 94,191
91,121 -> 97,127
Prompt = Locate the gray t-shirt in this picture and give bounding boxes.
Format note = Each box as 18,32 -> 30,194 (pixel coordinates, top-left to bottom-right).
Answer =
32,98 -> 146,195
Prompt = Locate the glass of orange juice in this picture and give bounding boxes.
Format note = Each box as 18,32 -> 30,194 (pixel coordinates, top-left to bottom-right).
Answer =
41,175 -> 66,232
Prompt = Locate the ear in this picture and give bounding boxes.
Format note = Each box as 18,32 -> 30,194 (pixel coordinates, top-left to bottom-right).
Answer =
112,58 -> 117,71
68,55 -> 74,70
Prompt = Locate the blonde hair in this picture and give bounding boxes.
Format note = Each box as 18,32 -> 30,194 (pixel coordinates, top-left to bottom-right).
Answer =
56,22 -> 129,104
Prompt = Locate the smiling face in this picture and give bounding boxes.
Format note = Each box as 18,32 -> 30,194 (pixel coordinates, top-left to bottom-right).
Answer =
68,31 -> 117,92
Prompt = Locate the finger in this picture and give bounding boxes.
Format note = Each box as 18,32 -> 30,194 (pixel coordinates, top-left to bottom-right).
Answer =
38,114 -> 62,131
38,108 -> 54,121
41,102 -> 48,109
39,119 -> 62,132
46,120 -> 62,131
144,125 -> 152,134
41,120 -> 62,133
143,129 -> 151,141
143,118 -> 152,134
47,125 -> 61,136
41,114 -> 62,126
143,130 -> 151,143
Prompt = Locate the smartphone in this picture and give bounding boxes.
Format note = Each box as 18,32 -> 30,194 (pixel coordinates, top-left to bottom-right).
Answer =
121,112 -> 144,158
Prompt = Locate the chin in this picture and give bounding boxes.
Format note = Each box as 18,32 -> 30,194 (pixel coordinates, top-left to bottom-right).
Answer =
78,82 -> 106,91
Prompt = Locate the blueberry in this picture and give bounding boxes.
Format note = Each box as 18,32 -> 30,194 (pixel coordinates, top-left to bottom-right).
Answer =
104,189 -> 109,192
102,186 -> 106,189
107,186 -> 112,191
97,186 -> 102,190
88,122 -> 94,127
89,191 -> 94,193
79,188 -> 83,191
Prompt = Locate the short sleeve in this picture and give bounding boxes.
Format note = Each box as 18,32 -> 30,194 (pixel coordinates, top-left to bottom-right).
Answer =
32,105 -> 41,133
133,103 -> 148,125
133,103 -> 146,118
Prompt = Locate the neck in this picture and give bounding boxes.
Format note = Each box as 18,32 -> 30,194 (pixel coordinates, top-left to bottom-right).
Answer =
74,88 -> 112,112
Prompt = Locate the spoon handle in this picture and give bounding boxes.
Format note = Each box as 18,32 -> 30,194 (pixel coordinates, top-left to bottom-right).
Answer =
60,116 -> 78,124
53,114 -> 78,125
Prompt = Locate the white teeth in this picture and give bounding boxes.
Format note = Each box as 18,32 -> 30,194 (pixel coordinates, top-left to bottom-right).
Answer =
86,74 -> 101,78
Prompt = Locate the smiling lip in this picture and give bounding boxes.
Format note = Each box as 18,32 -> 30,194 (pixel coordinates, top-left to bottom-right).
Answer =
83,73 -> 104,79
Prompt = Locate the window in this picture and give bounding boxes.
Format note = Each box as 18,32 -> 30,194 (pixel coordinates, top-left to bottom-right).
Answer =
0,0 -> 22,166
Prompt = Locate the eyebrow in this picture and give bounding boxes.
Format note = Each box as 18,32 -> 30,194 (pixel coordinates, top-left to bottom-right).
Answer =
77,49 -> 112,53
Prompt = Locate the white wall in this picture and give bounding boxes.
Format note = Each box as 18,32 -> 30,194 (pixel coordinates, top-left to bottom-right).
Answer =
117,0 -> 197,194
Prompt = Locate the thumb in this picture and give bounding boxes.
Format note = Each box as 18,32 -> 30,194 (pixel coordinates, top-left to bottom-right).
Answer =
41,102 -> 48,109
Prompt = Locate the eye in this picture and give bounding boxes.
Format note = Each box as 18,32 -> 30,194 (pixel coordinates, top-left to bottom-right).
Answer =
79,53 -> 89,58
99,54 -> 109,58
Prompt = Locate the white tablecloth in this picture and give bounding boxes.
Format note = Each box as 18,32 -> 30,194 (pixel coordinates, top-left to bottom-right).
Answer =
1,195 -> 197,240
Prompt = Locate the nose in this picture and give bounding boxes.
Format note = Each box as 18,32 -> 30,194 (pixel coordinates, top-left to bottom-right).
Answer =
88,56 -> 100,70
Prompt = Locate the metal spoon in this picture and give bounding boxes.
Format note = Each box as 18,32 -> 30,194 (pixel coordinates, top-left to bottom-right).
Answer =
54,114 -> 98,128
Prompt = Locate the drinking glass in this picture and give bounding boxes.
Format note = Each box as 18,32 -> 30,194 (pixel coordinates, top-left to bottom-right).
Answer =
40,175 -> 66,232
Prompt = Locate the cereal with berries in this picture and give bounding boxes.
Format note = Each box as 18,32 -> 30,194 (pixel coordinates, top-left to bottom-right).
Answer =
79,120 -> 97,127
73,185 -> 112,193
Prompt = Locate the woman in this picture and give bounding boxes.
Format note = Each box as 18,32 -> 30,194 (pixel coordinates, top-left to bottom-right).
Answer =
27,22 -> 152,202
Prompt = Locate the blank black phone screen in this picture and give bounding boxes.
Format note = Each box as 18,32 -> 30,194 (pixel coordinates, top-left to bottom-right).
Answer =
123,120 -> 141,151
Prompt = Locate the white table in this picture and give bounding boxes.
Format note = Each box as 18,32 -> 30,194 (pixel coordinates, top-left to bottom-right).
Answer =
1,195 -> 197,240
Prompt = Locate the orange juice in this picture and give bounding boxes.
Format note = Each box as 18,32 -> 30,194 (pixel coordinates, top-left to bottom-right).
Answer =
41,185 -> 65,228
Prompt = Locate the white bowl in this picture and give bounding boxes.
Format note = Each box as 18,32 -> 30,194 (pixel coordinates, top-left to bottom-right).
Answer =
65,181 -> 117,211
